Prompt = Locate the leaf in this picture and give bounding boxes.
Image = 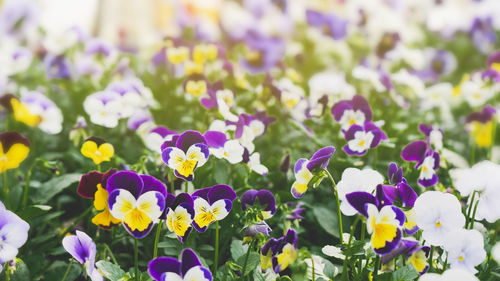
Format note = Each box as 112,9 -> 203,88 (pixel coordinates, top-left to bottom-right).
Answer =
32,173 -> 82,204
21,204 -> 52,220
96,260 -> 127,281
392,265 -> 419,281
44,261 -> 81,281
10,261 -> 30,281
237,252 -> 260,276
312,205 -> 339,238
213,160 -> 230,184
230,240 -> 248,261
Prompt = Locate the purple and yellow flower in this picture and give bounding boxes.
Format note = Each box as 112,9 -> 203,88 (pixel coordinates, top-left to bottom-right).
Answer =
161,130 -> 210,181
191,185 -> 237,232
346,192 -> 405,254
0,201 -> 29,269
401,138 -> 440,187
342,122 -> 387,156
0,131 -> 30,173
77,169 -> 121,229
465,106 -> 496,148
306,10 -> 347,40
148,248 -> 212,281
331,95 -> 372,130
107,171 -> 167,239
291,146 -> 335,198
380,239 -> 430,275
81,136 -> 114,165
272,229 -> 298,273
240,31 -> 285,74
165,193 -> 194,243
62,230 -> 103,281
241,189 -> 276,220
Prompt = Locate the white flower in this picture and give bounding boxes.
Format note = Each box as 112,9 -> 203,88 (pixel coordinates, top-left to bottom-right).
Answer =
419,268 -> 479,281
43,28 -> 79,55
428,129 -> 443,151
83,92 -> 122,128
352,66 -> 386,92
210,140 -> 244,164
420,83 -> 453,110
308,71 -> 355,108
248,152 -> 268,176
419,155 -> 436,180
413,191 -> 465,246
338,110 -> 366,130
391,69 -> 426,99
460,74 -> 494,107
347,131 -> 374,154
444,229 -> 486,274
337,168 -> 384,216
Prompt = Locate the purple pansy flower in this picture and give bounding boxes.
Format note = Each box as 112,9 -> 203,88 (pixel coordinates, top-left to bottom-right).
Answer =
343,122 -> 387,156
43,54 -> 72,79
240,31 -> 285,74
306,10 -> 347,40
200,81 -> 224,109
271,229 -> 298,273
380,239 -> 430,274
291,146 -> 335,198
107,171 -> 167,239
161,131 -> 210,181
345,191 -> 405,254
148,248 -> 212,281
331,95 -> 372,130
62,230 -> 103,281
165,193 -> 194,243
0,201 -> 29,271
241,189 -> 276,220
191,185 -> 237,232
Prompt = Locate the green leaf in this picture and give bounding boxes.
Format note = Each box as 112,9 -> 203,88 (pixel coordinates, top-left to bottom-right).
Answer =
96,260 -> 127,281
230,240 -> 248,261
392,265 -> 419,281
237,252 -> 260,276
20,204 -> 52,220
32,173 -> 82,204
44,261 -> 81,281
10,261 -> 30,281
312,205 -> 339,238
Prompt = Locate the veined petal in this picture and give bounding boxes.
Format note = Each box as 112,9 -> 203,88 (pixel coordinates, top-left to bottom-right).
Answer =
186,144 -> 209,167
211,199 -> 231,220
193,198 -> 215,231
148,257 -> 181,281
291,181 -> 308,199
162,147 -> 186,169
137,191 -> 166,220
108,189 -> 136,220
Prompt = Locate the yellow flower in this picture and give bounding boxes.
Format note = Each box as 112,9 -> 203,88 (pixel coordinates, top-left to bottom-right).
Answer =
10,98 -> 41,127
166,46 -> 189,65
91,184 -> 121,229
193,44 -> 218,64
185,80 -> 207,97
81,137 -> 114,165
0,132 -> 30,173
470,121 -> 493,148
185,60 -> 204,76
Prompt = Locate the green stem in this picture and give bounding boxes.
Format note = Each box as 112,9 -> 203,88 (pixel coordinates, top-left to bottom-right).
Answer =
469,199 -> 480,229
324,169 -> 344,245
311,255 -> 315,281
222,263 -> 228,281
240,238 -> 256,280
134,239 -> 139,281
103,243 -> 118,265
60,205 -> 93,237
466,192 -> 477,228
184,181 -> 189,193
22,161 -> 36,209
428,246 -> 434,273
3,172 -> 8,207
372,147 -> 378,169
373,255 -> 380,280
153,221 -> 163,259
61,259 -> 73,281
214,221 -> 220,274
342,216 -> 361,281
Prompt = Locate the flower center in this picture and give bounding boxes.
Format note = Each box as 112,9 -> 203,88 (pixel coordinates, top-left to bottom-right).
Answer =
435,221 -> 441,228
458,256 -> 464,262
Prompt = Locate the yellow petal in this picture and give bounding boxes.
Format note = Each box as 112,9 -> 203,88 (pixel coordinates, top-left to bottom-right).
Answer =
81,141 -> 98,159
93,184 -> 108,211
92,208 -> 121,228
98,143 -> 114,159
124,208 -> 152,232
4,143 -> 29,170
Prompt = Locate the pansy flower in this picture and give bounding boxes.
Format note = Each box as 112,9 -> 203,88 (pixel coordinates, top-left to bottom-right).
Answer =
107,171 -> 167,239
184,75 -> 208,98
83,90 -> 121,128
331,95 -> 372,130
204,131 -> 244,164
485,51 -> 500,81
306,10 -> 347,40
143,126 -> 177,153
240,31 -> 285,74
148,248 -> 212,281
380,239 -> 430,275
346,192 -> 405,254
81,136 -> 114,165
0,131 -> 30,173
191,185 -> 237,232
465,106 -> 496,148
241,189 -> 276,220
342,122 -> 387,156
62,230 -> 103,281
161,131 -> 210,181
291,146 -> 335,198
165,193 -> 195,243
260,238 -> 280,271
0,201 -> 30,269
77,169 -> 120,229
443,229 -> 486,274
272,229 -> 299,273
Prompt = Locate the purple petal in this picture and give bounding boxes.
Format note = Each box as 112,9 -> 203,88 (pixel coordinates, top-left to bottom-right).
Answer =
401,141 -> 427,163
62,235 -> 87,264
294,158 -> 308,174
306,146 -> 335,171
345,192 -> 377,217
241,190 -> 258,211
391,206 -> 405,226
204,131 -> 227,148
148,257 -> 181,281
106,171 -> 143,198
181,249 -> 202,276
77,171 -> 104,199
398,182 -> 417,208
342,144 -> 366,156
331,100 -> 351,121
351,95 -> 372,121
176,131 -> 207,152
418,174 -> 438,187
376,185 -> 394,206
343,125 -> 363,141
255,190 -> 276,213
140,175 -> 168,197
123,220 -> 154,239
192,187 -> 211,201
207,185 -> 237,203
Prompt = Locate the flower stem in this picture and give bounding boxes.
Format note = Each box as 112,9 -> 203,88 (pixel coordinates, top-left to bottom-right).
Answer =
214,220 -> 220,274
134,238 -> 139,281
3,172 -> 8,208
469,199 -> 480,229
184,181 -> 189,193
465,191 -> 477,228
61,259 -> 73,281
324,169 -> 344,244
22,161 -> 36,209
311,255 -> 315,281
428,246 -> 434,272
240,238 -> 256,280
97,164 -> 101,172
59,205 -> 93,237
153,220 -> 163,258
103,243 -> 118,265
373,255 -> 380,280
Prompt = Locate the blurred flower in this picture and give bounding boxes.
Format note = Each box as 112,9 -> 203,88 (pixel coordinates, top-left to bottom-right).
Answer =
148,248 -> 212,281
240,31 -> 285,74
161,130 -> 210,181
419,268 -> 478,281
0,201 -> 29,269
107,171 -> 167,239
83,91 -> 121,128
413,191 -> 465,246
192,185 -> 237,232
306,10 -> 347,40
62,230 -> 103,281
291,146 -> 335,198
465,106 -> 496,148
81,137 -> 114,165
